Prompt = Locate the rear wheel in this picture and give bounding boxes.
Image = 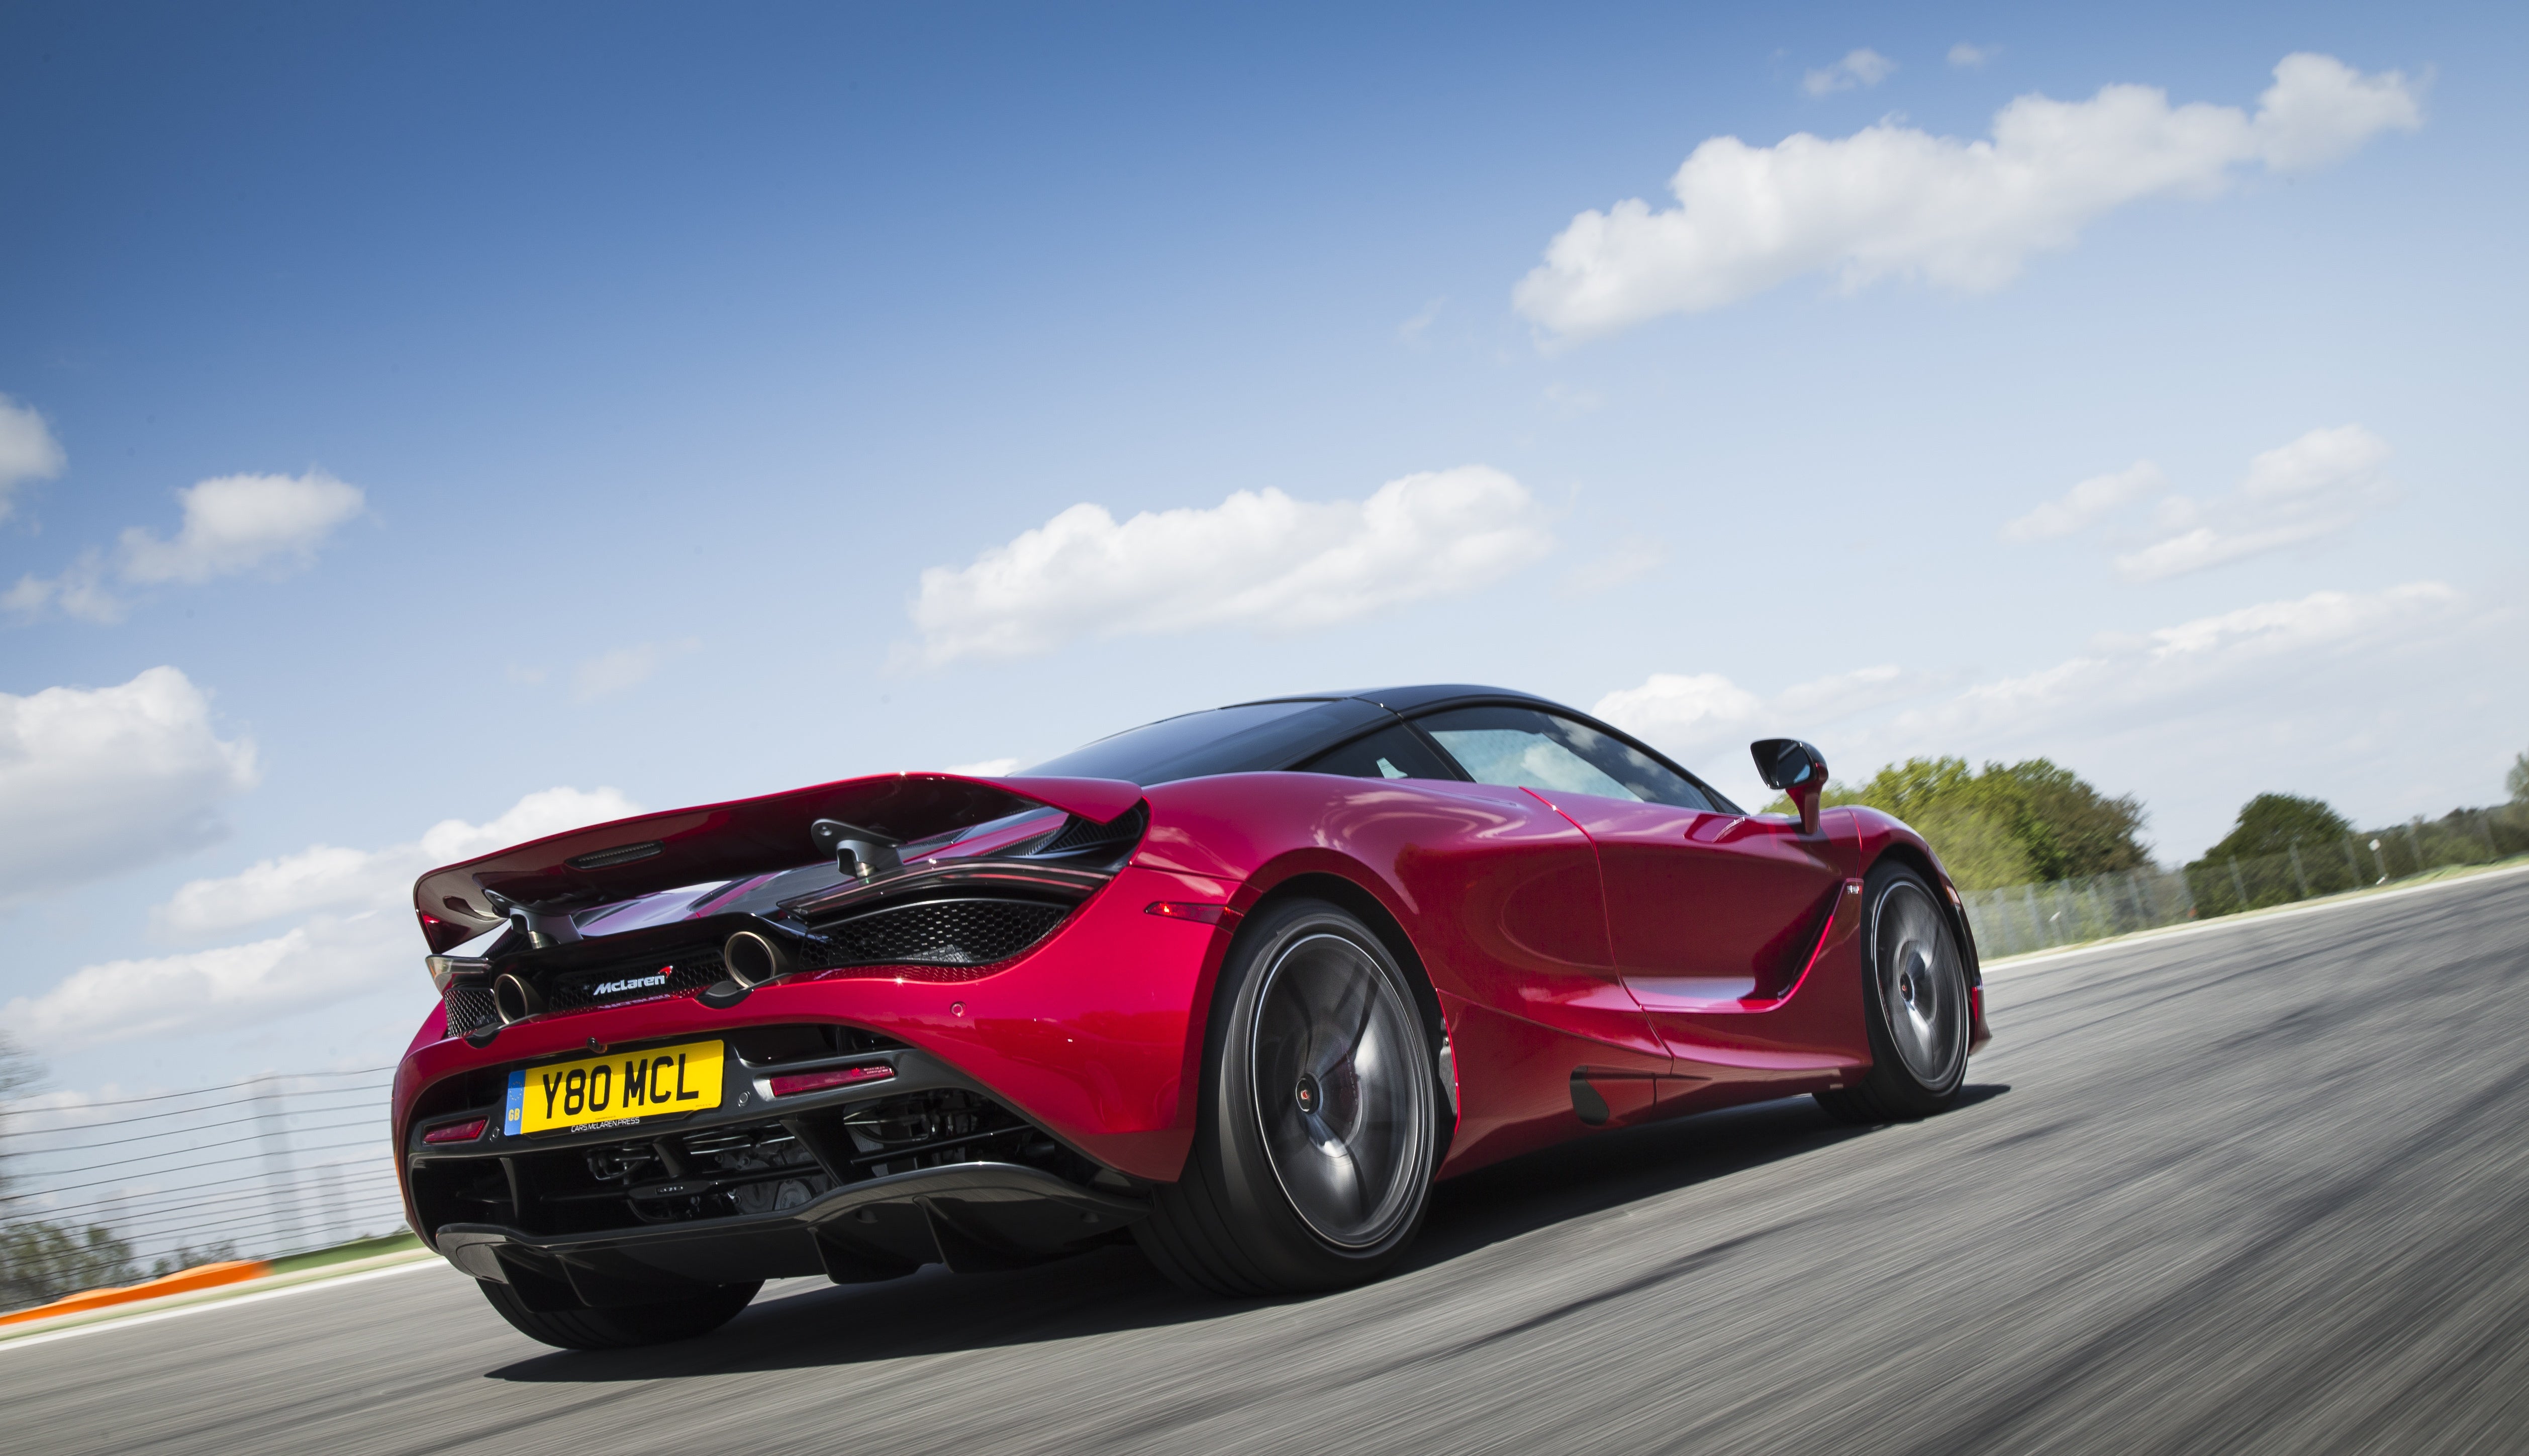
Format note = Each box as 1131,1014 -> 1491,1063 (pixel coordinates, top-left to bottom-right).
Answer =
1135,898 -> 1441,1296
1816,865 -> 1971,1124
477,1276 -> 760,1350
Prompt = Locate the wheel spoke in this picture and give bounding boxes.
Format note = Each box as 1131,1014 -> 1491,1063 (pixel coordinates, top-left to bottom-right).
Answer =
1878,887 -> 1966,1088
1250,930 -> 1432,1248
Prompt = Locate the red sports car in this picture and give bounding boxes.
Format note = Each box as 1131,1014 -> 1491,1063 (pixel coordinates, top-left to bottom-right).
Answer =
395,685 -> 1987,1348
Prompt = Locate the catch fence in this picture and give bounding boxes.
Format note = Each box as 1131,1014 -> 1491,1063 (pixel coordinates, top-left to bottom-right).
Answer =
0,1067 -> 405,1310
1960,804 -> 2529,959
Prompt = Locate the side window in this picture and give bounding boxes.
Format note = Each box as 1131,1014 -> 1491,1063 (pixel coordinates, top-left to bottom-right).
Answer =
1414,706 -> 1714,810
1294,723 -> 1462,782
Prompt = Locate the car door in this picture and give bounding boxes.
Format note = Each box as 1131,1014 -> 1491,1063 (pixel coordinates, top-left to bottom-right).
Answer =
1288,721 -> 1667,1066
1409,705 -> 1851,1072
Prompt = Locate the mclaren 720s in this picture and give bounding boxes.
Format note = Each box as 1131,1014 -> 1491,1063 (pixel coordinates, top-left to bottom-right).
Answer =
393,684 -> 1987,1348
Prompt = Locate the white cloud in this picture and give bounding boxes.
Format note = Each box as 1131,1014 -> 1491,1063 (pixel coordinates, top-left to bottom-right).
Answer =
572,637 -> 700,702
2006,427 -> 2393,579
153,843 -> 379,934
0,667 -> 259,902
1513,53 -> 2422,341
10,919 -> 372,1050
1595,671 -> 1765,752
1949,43 -> 1998,69
1594,664 -> 1922,806
0,394 -> 66,524
4,550 -> 125,624
2002,461 -> 2169,542
1397,296 -> 1447,344
1803,49 -> 1896,97
9,469 -> 367,623
154,785 -> 640,935
941,757 -> 1022,778
19,785 -> 639,1050
907,466 -> 1554,665
1595,581 -> 2470,852
120,470 -> 365,584
1543,382 -> 1605,418
2112,426 -> 2392,580
1866,583 -> 2457,769
1561,539 -> 1665,596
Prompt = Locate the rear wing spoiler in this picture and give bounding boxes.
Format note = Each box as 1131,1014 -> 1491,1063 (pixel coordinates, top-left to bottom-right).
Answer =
411,772 -> 1142,952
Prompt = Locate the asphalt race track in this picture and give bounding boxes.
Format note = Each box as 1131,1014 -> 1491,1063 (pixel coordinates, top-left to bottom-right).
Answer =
11,868 -> 2529,1455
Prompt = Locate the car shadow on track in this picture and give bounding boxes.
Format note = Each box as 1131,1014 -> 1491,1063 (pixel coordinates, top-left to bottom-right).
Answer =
487,1084 -> 2009,1385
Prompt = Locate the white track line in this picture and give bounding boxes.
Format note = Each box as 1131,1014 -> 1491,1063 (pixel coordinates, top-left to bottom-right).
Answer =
0,1256 -> 455,1354
1983,858 -> 2529,977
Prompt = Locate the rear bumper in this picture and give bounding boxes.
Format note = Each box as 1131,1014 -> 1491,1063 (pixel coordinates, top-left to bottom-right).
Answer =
393,862 -> 1241,1188
438,1160 -> 1148,1302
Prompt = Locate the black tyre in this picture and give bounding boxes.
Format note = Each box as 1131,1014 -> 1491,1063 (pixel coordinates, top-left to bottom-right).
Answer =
477,1276 -> 761,1350
1816,864 -> 1972,1124
1135,898 -> 1443,1296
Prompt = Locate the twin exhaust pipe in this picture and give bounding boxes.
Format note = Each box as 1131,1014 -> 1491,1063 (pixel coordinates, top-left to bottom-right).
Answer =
488,925 -> 820,1027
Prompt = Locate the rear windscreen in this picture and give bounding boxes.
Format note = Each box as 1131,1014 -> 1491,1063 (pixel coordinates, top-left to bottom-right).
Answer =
1027,699 -> 1389,785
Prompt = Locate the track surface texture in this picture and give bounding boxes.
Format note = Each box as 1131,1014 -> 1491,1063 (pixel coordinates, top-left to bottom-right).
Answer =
11,870 -> 2528,1455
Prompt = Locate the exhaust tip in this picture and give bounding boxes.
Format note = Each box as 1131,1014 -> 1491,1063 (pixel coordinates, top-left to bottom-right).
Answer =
723,929 -> 789,988
492,972 -> 543,1025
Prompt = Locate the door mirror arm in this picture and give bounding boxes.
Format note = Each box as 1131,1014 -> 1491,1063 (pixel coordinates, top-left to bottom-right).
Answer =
1749,738 -> 1829,836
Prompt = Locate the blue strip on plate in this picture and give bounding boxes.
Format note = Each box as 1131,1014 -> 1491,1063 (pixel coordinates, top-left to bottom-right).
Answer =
504,1069 -> 526,1135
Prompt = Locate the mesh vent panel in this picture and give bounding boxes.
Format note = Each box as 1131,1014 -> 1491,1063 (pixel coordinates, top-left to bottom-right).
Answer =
819,898 -> 1068,967
442,985 -> 499,1036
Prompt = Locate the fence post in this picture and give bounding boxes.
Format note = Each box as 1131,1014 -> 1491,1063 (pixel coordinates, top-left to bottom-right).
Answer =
252,1075 -> 308,1253
2369,837 -> 2390,884
2403,822 -> 2427,875
2228,856 -> 2250,912
2023,885 -> 2044,947
2288,840 -> 2311,900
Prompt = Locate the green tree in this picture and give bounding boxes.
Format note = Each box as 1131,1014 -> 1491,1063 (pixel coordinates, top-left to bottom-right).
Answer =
1766,754 -> 2147,890
1979,759 -> 2151,882
1905,801 -> 2033,892
0,1222 -> 142,1310
2196,793 -> 2355,862
0,1039 -> 145,1310
2509,750 -> 2529,804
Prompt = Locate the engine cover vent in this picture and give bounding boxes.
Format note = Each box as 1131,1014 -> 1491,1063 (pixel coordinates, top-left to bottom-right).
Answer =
817,897 -> 1069,967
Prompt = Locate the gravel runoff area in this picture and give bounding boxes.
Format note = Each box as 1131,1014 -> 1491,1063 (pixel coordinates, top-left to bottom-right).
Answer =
7,864 -> 2526,1456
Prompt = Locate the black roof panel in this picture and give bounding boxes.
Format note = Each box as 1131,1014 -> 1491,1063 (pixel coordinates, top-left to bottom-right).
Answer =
1239,684 -> 1561,714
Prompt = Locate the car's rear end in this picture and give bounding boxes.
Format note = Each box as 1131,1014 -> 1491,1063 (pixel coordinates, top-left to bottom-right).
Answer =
391,771 -> 1239,1341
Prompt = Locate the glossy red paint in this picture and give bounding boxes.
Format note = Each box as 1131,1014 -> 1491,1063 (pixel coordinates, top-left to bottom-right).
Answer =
393,767 -> 1990,1241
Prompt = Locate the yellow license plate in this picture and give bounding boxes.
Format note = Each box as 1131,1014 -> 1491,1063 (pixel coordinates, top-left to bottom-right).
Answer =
502,1039 -> 724,1135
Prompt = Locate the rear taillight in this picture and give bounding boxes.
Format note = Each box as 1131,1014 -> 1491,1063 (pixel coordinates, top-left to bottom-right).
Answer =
768,1064 -> 896,1098
423,1117 -> 489,1144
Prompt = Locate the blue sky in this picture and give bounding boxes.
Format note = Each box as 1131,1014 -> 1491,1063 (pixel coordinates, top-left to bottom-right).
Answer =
4,2 -> 2523,1098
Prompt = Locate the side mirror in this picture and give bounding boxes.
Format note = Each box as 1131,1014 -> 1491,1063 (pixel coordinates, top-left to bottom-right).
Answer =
1750,738 -> 1828,835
